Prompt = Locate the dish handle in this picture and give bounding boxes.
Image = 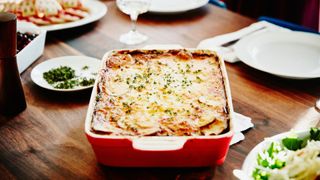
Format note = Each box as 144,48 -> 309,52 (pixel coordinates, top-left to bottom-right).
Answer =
132,138 -> 187,151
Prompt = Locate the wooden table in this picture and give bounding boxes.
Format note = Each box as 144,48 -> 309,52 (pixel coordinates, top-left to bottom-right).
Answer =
1,1 -> 320,179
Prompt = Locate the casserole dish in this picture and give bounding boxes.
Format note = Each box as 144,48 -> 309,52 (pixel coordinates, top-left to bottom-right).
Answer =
85,49 -> 234,167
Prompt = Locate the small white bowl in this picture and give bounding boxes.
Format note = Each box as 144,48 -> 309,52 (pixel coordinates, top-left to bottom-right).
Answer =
236,130 -> 310,180
17,21 -> 47,73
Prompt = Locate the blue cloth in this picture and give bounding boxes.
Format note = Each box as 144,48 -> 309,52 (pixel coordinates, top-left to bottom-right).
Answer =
209,0 -> 227,9
258,16 -> 319,34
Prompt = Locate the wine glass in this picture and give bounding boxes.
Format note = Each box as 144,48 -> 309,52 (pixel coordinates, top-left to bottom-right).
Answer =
116,0 -> 151,45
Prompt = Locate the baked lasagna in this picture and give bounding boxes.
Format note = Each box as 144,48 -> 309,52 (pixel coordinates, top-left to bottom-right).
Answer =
91,49 -> 230,136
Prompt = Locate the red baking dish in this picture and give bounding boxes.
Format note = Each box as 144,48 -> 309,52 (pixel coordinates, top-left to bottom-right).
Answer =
85,49 -> 234,167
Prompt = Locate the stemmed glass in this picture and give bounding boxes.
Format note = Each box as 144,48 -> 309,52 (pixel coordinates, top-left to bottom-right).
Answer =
116,0 -> 151,45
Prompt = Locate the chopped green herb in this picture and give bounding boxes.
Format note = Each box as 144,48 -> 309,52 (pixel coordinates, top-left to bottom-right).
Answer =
79,78 -> 95,86
252,169 -> 269,180
82,65 -> 89,70
43,66 -> 75,84
43,66 -> 96,89
193,69 -> 202,74
270,159 -> 286,169
257,154 -> 269,168
136,85 -> 145,91
54,79 -> 78,89
258,142 -> 286,168
122,102 -> 132,114
253,142 -> 286,180
196,76 -> 203,83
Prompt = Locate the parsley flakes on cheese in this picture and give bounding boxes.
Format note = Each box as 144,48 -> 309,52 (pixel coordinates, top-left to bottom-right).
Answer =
92,49 -> 230,136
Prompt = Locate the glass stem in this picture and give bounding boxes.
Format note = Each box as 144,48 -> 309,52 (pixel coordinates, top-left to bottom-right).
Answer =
130,13 -> 138,32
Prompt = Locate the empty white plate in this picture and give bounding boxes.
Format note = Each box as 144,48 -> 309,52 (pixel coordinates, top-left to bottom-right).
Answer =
149,0 -> 209,13
31,56 -> 101,92
234,31 -> 320,79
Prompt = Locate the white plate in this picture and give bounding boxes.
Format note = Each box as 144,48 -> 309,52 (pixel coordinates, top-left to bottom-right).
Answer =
234,31 -> 320,79
149,0 -> 209,13
22,0 -> 107,31
31,56 -> 101,92
237,130 -> 310,180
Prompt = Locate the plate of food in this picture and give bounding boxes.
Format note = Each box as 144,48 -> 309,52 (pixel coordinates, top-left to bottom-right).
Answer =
234,127 -> 320,180
0,0 -> 107,31
31,56 -> 101,91
234,31 -> 320,79
149,0 -> 209,13
85,49 -> 234,167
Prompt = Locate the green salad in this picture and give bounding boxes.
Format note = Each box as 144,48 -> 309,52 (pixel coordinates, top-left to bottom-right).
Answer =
253,128 -> 320,180
43,66 -> 96,89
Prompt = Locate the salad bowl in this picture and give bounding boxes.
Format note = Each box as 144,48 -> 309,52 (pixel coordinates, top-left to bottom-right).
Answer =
237,128 -> 320,180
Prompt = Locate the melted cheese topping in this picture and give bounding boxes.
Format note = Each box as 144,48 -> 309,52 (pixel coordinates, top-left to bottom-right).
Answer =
92,50 -> 229,136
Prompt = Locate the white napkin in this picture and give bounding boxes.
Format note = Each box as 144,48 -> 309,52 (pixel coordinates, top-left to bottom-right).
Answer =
230,112 -> 254,145
197,21 -> 290,63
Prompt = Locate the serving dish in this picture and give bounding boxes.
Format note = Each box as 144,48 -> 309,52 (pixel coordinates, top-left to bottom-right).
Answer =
38,0 -> 107,31
85,48 -> 234,167
237,129 -> 320,180
17,21 -> 46,73
41,0 -> 108,31
1,0 -> 107,31
234,31 -> 320,79
149,0 -> 209,14
31,56 -> 101,91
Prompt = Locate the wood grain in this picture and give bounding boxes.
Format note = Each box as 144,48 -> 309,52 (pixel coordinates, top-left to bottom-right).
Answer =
0,1 -> 319,179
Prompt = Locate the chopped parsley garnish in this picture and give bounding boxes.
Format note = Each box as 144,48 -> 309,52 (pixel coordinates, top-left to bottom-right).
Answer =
54,79 -> 78,89
82,65 -> 89,70
122,102 -> 133,114
193,69 -> 202,74
196,76 -> 203,83
43,66 -> 75,84
79,78 -> 95,86
43,66 -> 95,89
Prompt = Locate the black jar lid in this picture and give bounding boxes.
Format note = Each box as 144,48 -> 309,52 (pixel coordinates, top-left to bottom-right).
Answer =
0,12 -> 16,59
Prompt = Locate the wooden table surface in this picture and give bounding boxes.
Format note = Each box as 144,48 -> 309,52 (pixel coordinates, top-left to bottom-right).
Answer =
1,1 -> 320,179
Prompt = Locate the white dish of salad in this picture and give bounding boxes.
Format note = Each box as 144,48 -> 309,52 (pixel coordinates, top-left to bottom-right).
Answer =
235,128 -> 320,180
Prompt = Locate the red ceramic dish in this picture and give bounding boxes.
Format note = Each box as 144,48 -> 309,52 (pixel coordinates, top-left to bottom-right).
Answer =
85,49 -> 234,167
85,132 -> 233,167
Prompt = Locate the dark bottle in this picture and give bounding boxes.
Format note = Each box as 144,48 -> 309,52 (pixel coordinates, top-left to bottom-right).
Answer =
0,12 -> 27,116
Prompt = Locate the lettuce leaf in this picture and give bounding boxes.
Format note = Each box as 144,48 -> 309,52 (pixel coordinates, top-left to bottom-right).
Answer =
310,128 -> 320,141
282,137 -> 305,151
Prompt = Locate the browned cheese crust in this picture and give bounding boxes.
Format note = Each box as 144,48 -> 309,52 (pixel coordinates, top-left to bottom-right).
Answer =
91,49 -> 230,136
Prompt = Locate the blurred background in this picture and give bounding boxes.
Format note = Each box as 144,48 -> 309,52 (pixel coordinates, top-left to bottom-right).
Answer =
218,0 -> 319,31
